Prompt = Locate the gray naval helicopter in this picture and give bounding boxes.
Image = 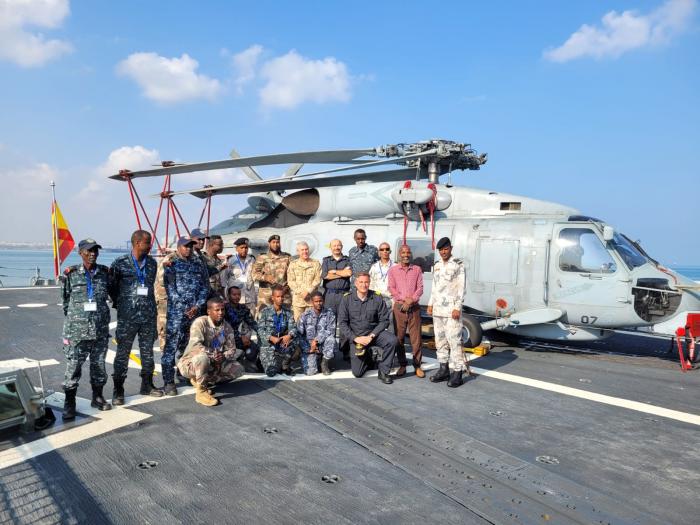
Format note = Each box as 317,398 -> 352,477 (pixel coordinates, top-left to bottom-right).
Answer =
111,139 -> 700,344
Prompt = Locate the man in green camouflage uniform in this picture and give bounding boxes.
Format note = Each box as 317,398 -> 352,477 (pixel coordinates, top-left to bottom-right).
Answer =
428,237 -> 467,388
108,230 -> 163,405
251,234 -> 291,316
177,297 -> 244,407
61,238 -> 112,420
257,285 -> 297,376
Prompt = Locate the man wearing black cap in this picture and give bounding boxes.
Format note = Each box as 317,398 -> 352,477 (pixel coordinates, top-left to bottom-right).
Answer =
428,237 -> 468,387
162,236 -> 209,395
220,237 -> 257,315
251,234 -> 291,316
60,238 -> 112,420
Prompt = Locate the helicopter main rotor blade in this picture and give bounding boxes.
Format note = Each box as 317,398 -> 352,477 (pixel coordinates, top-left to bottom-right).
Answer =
230,149 -> 262,181
165,168 -> 419,199
284,163 -> 304,177
108,149 -> 375,180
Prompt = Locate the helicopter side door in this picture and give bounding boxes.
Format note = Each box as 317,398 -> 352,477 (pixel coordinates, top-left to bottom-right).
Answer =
548,225 -> 630,327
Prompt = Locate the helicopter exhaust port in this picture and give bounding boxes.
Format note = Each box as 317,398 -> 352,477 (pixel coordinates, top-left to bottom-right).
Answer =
632,278 -> 682,322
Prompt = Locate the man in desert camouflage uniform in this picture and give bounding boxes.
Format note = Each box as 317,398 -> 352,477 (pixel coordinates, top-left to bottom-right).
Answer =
428,237 -> 467,388
251,234 -> 291,316
154,250 -> 176,351
287,241 -> 322,321
200,234 -> 228,299
60,238 -> 112,420
177,297 -> 244,407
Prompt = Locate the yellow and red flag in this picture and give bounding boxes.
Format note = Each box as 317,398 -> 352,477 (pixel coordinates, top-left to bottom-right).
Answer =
51,200 -> 75,277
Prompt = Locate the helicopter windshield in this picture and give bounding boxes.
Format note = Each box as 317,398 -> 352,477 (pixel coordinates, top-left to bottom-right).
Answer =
608,232 -> 648,270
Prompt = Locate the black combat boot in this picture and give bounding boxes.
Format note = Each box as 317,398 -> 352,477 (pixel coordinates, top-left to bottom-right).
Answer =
282,357 -> 295,376
378,370 -> 393,384
139,375 -> 164,397
163,383 -> 178,396
429,363 -> 450,383
91,385 -> 112,411
62,387 -> 77,421
112,378 -> 125,406
321,357 -> 332,376
447,370 -> 463,388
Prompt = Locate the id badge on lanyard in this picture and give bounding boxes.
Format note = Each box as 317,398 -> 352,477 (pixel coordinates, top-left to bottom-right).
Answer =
132,255 -> 149,296
84,301 -> 97,312
136,286 -> 149,296
84,268 -> 97,311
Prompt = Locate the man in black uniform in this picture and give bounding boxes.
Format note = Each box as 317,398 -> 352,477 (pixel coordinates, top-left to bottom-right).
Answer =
338,272 -> 397,384
322,238 -> 352,360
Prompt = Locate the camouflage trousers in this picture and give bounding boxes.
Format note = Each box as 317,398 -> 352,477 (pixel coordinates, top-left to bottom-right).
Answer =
292,304 -> 310,322
259,344 -> 293,375
433,316 -> 466,372
301,338 -> 336,376
113,314 -> 157,381
256,287 -> 291,317
156,300 -> 167,350
162,306 -> 195,384
62,336 -> 109,390
177,350 -> 244,387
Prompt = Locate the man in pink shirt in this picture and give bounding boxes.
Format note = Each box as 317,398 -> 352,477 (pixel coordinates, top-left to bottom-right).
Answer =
387,245 -> 424,378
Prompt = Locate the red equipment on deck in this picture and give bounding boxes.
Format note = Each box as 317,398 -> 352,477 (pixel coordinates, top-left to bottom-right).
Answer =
674,312 -> 699,371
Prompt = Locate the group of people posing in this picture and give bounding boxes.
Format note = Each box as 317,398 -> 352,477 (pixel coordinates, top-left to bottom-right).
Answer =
59,227 -> 469,414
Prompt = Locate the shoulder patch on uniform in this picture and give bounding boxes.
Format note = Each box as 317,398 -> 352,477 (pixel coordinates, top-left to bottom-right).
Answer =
453,258 -> 463,263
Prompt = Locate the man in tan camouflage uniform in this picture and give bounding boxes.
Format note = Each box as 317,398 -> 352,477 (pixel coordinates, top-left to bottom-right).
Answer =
287,241 -> 322,321
251,234 -> 291,316
154,251 -> 177,350
200,234 -> 228,299
177,297 -> 244,406
428,237 -> 467,388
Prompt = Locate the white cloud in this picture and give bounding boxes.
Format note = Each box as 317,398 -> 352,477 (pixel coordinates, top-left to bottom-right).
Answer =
116,52 -> 223,103
0,0 -> 73,67
232,44 -> 263,94
544,0 -> 696,62
259,50 -> 352,110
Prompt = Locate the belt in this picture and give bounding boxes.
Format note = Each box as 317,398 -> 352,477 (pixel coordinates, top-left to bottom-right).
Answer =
258,282 -> 269,288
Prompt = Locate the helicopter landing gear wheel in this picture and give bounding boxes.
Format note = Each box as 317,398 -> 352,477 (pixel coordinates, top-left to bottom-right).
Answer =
462,314 -> 483,348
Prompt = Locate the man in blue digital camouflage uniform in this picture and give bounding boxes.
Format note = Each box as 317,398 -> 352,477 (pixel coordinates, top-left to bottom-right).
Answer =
257,285 -> 297,377
162,236 -> 209,395
109,230 -> 163,405
297,291 -> 336,376
60,238 -> 112,420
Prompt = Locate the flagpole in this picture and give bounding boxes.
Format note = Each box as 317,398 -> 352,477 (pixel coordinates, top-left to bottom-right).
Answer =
50,181 -> 60,279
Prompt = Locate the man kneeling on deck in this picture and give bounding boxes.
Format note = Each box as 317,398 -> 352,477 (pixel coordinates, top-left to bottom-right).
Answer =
177,297 -> 244,407
297,292 -> 336,376
338,272 -> 397,384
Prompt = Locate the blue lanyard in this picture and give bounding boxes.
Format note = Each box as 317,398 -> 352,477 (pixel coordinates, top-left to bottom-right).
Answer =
84,266 -> 96,301
273,310 -> 286,335
379,261 -> 392,280
212,328 -> 225,350
131,254 -> 147,286
235,255 -> 249,274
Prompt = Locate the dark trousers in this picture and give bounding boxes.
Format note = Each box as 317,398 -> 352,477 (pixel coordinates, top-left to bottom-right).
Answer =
350,330 -> 397,377
324,290 -> 349,357
63,337 -> 109,390
113,315 -> 157,380
392,303 -> 422,367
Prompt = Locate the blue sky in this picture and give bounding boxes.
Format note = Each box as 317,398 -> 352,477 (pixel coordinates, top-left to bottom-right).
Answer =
1,0 -> 698,264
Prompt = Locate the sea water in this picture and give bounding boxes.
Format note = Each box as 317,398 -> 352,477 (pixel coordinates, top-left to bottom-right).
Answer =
1,248 -> 699,287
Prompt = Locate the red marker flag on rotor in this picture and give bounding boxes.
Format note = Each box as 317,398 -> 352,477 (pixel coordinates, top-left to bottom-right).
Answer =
51,200 -> 75,277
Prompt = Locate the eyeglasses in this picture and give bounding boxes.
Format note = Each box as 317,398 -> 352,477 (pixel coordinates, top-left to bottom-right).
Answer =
379,248 -> 391,252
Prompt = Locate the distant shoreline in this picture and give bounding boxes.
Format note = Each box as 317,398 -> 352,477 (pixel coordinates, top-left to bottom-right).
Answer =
0,245 -> 128,252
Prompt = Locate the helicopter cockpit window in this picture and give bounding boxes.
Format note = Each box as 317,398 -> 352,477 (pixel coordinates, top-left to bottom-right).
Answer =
608,232 -> 647,270
396,239 -> 435,273
557,228 -> 616,274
